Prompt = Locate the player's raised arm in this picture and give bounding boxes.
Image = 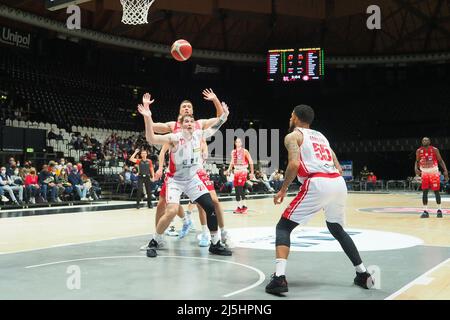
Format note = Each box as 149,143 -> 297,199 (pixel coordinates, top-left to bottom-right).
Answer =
137,103 -> 175,146
129,148 -> 140,164
201,89 -> 225,130
202,102 -> 229,139
435,148 -> 449,181
274,131 -> 302,205
142,92 -> 174,133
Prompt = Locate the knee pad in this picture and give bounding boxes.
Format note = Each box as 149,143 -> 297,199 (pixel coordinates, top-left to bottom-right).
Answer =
195,194 -> 218,231
326,221 -> 345,240
275,218 -> 298,247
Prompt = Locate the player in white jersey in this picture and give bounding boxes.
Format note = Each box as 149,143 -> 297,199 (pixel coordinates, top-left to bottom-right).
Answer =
265,104 -> 373,294
137,96 -> 232,257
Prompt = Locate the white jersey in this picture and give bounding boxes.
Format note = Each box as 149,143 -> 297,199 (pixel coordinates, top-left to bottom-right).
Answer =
167,130 -> 203,181
295,127 -> 339,182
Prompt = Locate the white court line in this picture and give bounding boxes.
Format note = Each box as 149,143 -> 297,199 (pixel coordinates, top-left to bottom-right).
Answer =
384,258 -> 450,300
0,233 -> 151,255
24,255 -> 265,298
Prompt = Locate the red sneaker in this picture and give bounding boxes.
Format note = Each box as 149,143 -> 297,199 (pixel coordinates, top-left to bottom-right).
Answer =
233,207 -> 243,214
241,206 -> 248,213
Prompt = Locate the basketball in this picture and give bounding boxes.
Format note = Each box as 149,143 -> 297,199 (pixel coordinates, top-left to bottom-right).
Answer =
171,39 -> 192,62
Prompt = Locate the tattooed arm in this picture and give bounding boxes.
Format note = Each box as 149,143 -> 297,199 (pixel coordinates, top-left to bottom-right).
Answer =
274,131 -> 302,205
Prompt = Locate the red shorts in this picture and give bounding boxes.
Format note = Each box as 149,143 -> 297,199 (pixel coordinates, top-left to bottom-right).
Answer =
159,172 -> 214,199
197,170 -> 215,191
234,171 -> 248,187
422,173 -> 440,191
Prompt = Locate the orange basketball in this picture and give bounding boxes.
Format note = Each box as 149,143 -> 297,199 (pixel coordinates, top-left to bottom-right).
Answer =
171,39 -> 192,62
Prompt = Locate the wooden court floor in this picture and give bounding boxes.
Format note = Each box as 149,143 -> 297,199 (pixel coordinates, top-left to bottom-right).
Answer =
0,192 -> 449,300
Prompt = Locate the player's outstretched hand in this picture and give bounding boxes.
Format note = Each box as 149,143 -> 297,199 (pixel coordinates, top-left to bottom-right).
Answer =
274,190 -> 286,205
137,104 -> 152,118
202,88 -> 217,101
142,93 -> 155,106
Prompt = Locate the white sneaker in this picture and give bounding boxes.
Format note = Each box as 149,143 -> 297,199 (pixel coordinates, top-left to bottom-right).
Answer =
164,225 -> 179,237
81,197 -> 88,201
221,230 -> 234,248
56,197 -> 62,203
88,197 -> 93,201
1,195 -> 9,202
30,197 -> 35,204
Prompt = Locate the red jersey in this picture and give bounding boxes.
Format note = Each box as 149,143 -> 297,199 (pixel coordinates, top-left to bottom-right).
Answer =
417,146 -> 439,173
232,148 -> 248,171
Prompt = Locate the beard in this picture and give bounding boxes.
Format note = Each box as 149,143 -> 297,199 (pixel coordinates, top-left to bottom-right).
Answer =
289,122 -> 296,133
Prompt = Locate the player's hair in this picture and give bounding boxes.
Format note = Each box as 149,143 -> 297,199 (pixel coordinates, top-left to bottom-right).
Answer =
180,114 -> 195,124
293,104 -> 315,125
234,137 -> 242,149
180,100 -> 193,107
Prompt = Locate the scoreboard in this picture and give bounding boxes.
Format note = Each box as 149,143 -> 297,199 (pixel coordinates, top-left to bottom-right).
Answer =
45,0 -> 92,11
267,48 -> 324,82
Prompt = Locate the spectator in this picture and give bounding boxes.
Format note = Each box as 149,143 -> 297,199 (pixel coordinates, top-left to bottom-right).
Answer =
269,169 -> 284,192
55,169 -> 72,201
367,172 -> 377,191
256,170 -> 275,192
360,166 -> 370,181
119,165 -> 132,187
39,165 -> 57,203
0,166 -> 23,205
24,168 -> 40,204
6,157 -> 16,176
0,185 -> 10,203
10,167 -> 25,202
56,158 -> 67,176
68,167 -> 88,200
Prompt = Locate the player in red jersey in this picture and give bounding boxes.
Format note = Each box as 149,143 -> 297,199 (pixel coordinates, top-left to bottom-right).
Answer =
414,137 -> 448,218
265,105 -> 372,294
226,138 -> 255,214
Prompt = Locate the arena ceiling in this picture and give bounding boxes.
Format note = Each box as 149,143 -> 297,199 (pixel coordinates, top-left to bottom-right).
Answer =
1,0 -> 450,55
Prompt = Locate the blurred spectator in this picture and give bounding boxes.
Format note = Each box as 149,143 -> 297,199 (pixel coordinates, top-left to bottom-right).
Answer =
269,169 -> 284,192
25,168 -> 40,204
360,166 -> 370,181
68,167 -> 88,200
0,166 -> 23,204
39,165 -> 57,203
367,172 -> 377,191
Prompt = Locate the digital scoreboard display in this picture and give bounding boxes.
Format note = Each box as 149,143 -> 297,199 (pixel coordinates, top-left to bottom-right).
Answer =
267,48 -> 324,82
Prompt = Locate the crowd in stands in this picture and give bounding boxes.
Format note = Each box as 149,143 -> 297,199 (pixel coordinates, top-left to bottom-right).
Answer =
0,157 -> 101,205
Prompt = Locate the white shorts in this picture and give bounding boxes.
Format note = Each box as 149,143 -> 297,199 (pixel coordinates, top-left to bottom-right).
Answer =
165,175 -> 209,204
282,175 -> 347,226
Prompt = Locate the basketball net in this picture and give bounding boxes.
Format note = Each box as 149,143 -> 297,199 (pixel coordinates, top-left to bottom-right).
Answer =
120,0 -> 155,25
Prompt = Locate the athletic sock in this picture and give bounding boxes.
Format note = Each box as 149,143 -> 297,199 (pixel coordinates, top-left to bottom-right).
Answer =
437,204 -> 442,210
275,258 -> 287,276
154,233 -> 164,243
423,205 -> 428,211
210,232 -> 220,245
237,201 -> 242,208
355,263 -> 367,273
202,225 -> 208,235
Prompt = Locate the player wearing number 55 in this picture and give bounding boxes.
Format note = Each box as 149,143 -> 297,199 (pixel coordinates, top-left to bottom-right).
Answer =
266,104 -> 374,295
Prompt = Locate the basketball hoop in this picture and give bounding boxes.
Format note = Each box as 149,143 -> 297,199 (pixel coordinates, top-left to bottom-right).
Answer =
120,0 -> 155,25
